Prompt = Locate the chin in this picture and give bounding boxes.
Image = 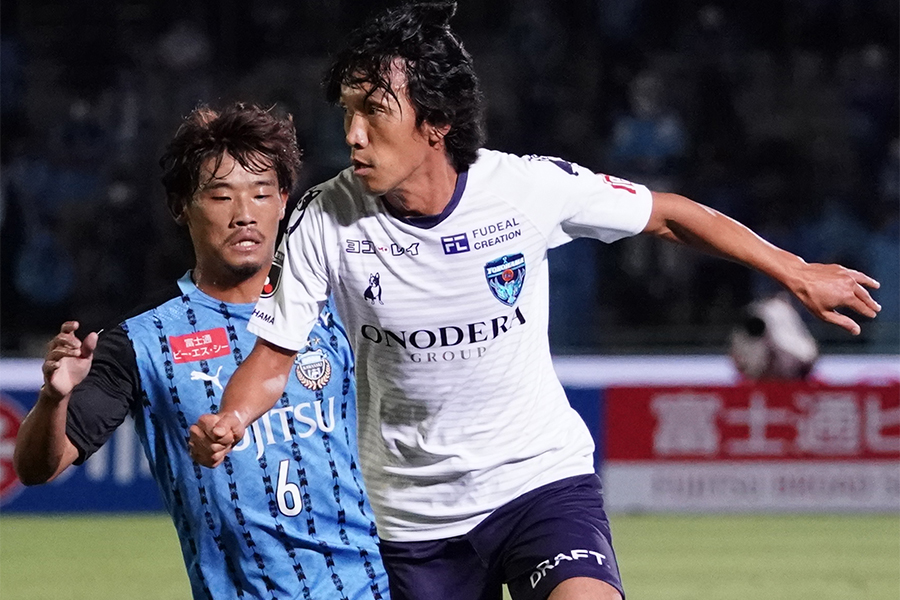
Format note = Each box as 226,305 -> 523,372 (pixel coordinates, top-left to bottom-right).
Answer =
225,261 -> 265,282
356,174 -> 387,195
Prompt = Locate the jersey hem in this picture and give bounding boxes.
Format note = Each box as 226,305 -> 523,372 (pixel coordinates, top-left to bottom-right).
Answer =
374,464 -> 597,542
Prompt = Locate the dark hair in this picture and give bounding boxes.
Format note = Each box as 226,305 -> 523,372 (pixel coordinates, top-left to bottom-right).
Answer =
324,2 -> 485,172
160,102 -> 302,220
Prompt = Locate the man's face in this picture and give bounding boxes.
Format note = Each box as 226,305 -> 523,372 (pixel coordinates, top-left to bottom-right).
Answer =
339,65 -> 435,195
183,152 -> 287,284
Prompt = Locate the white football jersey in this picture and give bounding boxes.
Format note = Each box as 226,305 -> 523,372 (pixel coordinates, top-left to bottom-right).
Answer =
249,149 -> 652,541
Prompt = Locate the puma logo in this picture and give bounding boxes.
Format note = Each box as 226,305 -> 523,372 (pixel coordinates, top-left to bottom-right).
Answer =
191,365 -> 224,391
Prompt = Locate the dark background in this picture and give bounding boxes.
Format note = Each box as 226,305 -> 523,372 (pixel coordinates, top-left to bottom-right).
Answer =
1,0 -> 897,356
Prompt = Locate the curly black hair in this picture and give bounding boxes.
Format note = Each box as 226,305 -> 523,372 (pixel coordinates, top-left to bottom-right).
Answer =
160,102 -> 302,221
324,2 -> 485,172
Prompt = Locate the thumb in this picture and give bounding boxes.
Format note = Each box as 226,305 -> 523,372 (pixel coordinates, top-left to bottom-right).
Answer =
211,422 -> 230,439
211,413 -> 241,440
81,332 -> 99,358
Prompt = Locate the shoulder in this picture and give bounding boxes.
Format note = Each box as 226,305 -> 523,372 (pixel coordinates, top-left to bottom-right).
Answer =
117,281 -> 186,335
93,323 -> 137,367
473,149 -> 594,175
287,168 -> 374,232
303,168 -> 370,212
465,150 -> 604,220
468,149 -> 596,192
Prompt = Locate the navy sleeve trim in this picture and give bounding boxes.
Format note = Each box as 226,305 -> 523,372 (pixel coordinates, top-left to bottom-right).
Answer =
65,324 -> 140,465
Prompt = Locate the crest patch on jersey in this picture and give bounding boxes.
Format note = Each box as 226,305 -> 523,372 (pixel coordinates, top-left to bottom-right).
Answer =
169,328 -> 230,363
484,253 -> 526,306
295,349 -> 332,390
261,250 -> 284,298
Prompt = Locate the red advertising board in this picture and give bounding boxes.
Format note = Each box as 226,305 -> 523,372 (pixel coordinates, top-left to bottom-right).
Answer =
603,383 -> 900,511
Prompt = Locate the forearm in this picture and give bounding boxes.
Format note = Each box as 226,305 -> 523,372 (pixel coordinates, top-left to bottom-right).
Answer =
13,388 -> 79,485
219,338 -> 297,428
644,191 -> 881,333
646,192 -> 806,289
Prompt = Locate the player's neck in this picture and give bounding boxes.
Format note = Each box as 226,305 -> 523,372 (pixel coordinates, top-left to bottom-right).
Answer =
191,264 -> 269,304
383,159 -> 458,217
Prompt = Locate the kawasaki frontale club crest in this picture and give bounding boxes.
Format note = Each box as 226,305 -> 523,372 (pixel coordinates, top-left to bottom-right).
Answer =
484,253 -> 526,306
295,349 -> 331,391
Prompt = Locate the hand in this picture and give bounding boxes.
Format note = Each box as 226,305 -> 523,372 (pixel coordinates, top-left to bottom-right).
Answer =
788,263 -> 881,335
188,412 -> 246,468
42,321 -> 99,402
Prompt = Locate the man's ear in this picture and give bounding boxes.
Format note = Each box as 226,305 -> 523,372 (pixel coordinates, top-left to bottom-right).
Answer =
428,123 -> 451,146
169,198 -> 189,225
279,190 -> 289,219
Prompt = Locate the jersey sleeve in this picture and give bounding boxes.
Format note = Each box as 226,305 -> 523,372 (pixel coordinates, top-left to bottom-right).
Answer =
517,155 -> 653,248
248,189 -> 331,351
66,324 -> 140,464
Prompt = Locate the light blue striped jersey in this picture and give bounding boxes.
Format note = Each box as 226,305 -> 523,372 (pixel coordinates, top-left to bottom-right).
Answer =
67,272 -> 389,600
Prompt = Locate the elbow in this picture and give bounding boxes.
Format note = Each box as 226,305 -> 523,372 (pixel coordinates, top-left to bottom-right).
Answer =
13,448 -> 55,486
18,474 -> 51,487
13,464 -> 52,487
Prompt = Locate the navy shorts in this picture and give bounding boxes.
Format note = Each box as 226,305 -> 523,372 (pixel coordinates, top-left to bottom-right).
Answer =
379,474 -> 624,600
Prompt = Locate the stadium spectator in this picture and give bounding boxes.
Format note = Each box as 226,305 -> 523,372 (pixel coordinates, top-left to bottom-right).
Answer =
606,67 -> 688,192
13,103 -> 390,600
864,137 -> 900,340
190,4 -> 882,600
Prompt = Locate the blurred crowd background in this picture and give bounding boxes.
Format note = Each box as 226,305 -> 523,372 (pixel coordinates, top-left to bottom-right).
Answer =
1,0 -> 897,356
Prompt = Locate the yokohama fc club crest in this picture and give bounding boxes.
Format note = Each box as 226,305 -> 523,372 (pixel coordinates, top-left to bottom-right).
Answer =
295,349 -> 332,391
261,250 -> 284,298
484,253 -> 526,306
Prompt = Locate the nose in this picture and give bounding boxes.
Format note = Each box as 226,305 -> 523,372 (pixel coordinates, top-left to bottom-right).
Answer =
232,195 -> 257,227
345,112 -> 368,148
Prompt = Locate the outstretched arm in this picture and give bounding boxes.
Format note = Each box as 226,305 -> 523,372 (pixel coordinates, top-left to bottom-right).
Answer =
14,321 -> 97,485
644,192 -> 881,334
189,338 -> 296,468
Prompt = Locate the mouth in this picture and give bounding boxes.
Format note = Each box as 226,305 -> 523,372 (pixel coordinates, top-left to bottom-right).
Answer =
351,158 -> 373,176
227,230 -> 264,252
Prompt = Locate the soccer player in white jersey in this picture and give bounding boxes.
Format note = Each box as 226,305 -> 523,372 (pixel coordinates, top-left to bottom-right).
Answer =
189,4 -> 882,600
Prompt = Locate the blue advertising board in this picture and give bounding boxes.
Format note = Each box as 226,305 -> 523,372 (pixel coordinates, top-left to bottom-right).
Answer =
1,388 -> 164,512
0,383 -> 607,513
3,355 -> 897,513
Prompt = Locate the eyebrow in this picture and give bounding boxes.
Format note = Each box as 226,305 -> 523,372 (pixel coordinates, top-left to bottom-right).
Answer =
203,178 -> 278,191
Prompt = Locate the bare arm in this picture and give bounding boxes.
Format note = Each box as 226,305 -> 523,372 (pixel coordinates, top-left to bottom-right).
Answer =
644,192 -> 881,334
14,322 -> 97,485
189,338 -> 296,468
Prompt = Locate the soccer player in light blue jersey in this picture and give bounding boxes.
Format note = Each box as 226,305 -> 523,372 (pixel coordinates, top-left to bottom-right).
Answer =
14,103 -> 390,600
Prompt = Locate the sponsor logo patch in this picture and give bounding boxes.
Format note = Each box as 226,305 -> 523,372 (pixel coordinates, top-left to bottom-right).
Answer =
261,250 -> 284,298
484,253 -> 526,306
529,549 -> 608,589
441,233 -> 470,255
190,365 -> 224,391
169,328 -> 231,363
598,173 -> 637,194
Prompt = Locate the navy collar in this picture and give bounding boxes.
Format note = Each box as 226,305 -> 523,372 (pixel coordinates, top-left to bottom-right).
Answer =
380,170 -> 468,229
